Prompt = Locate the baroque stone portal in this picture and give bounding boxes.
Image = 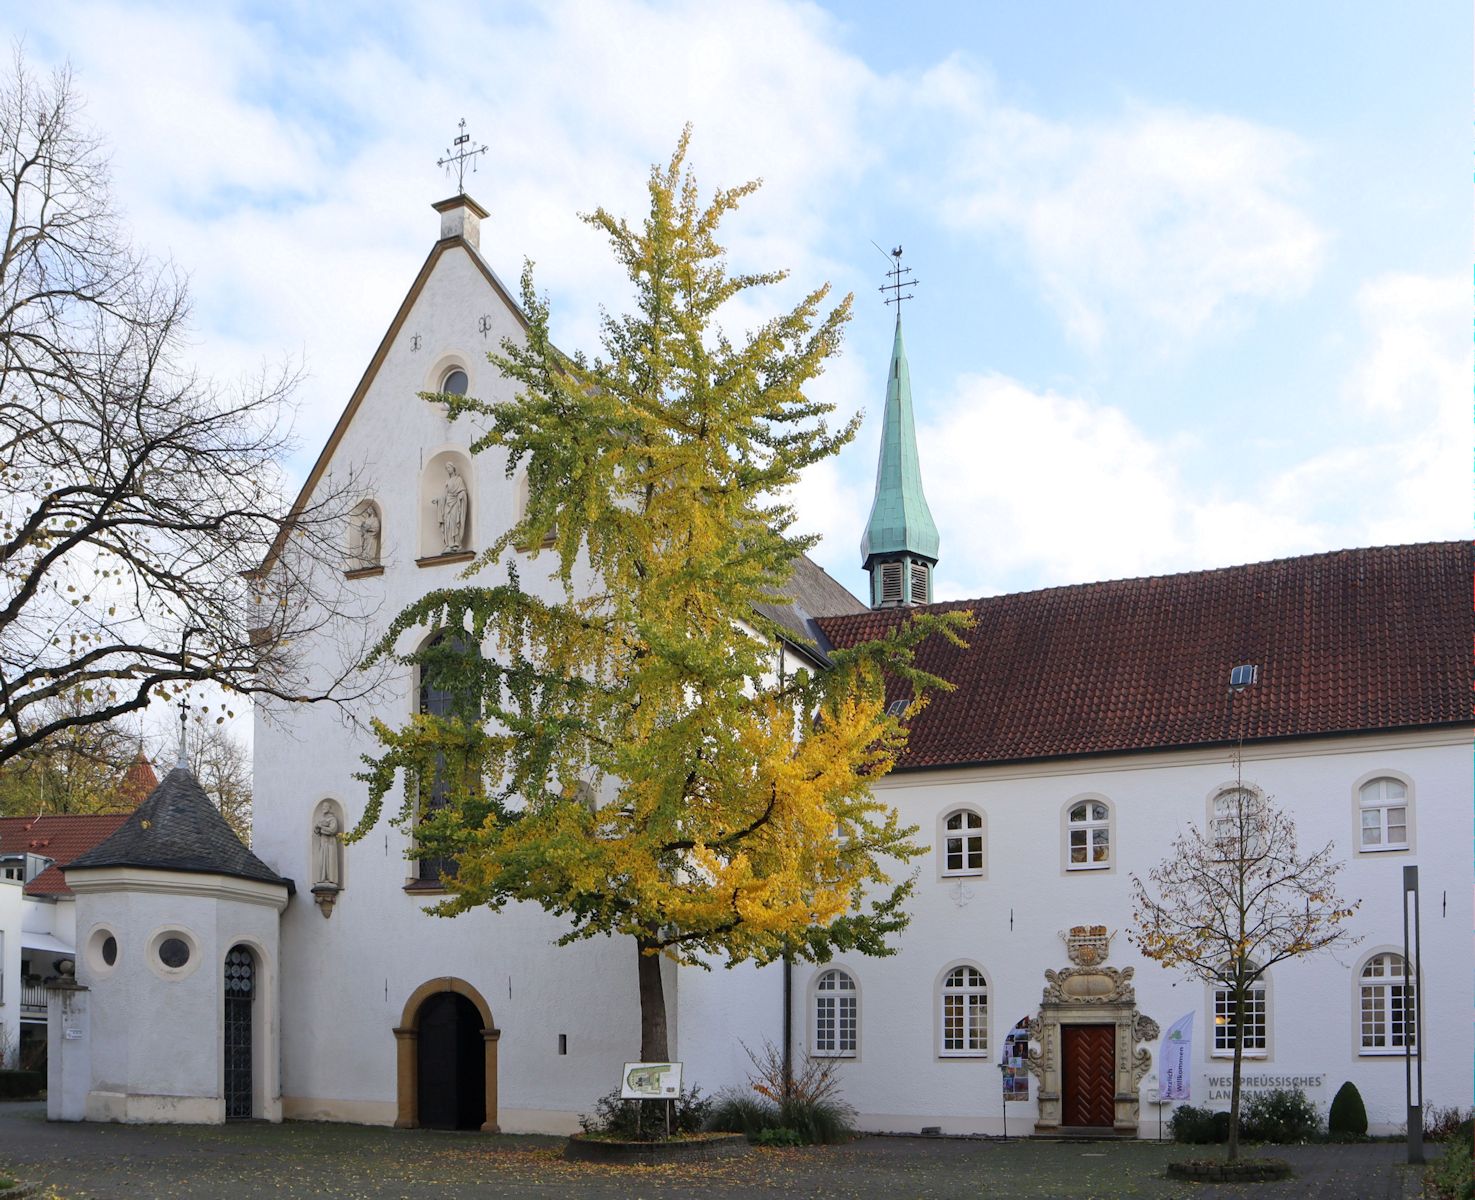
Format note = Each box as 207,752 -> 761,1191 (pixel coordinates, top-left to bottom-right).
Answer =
1025,925 -> 1159,1135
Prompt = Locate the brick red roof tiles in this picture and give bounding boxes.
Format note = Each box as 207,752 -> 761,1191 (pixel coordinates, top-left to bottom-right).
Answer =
0,814 -> 133,896
815,542 -> 1473,769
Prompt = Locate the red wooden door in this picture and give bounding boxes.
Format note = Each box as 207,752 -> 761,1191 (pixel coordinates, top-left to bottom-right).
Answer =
1061,1024 -> 1116,1128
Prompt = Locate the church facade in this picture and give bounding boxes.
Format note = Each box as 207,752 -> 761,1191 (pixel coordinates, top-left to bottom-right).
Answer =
50,190 -> 1472,1136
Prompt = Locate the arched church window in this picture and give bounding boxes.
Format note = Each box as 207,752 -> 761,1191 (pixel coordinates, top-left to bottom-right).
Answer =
940,808 -> 984,876
224,945 -> 255,1119
1358,952 -> 1416,1053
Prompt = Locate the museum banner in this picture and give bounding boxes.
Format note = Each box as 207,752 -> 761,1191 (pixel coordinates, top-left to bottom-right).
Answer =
1160,1011 -> 1193,1100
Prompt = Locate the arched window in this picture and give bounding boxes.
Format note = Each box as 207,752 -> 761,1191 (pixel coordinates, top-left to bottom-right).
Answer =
1067,800 -> 1110,869
415,632 -> 481,883
813,968 -> 857,1057
224,945 -> 255,1119
939,965 -> 988,1056
1210,787 -> 1268,858
1358,778 -> 1409,851
1212,963 -> 1267,1057
941,809 -> 983,876
1359,952 -> 1416,1053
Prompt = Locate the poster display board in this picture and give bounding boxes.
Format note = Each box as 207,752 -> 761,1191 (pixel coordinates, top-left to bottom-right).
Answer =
1001,1016 -> 1031,1101
620,1061 -> 684,1099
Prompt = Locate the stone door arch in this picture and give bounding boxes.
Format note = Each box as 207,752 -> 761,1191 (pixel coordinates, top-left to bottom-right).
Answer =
1026,928 -> 1158,1135
394,977 -> 500,1131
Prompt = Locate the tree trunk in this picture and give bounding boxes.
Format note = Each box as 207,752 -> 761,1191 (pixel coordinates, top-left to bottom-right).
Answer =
636,935 -> 669,1061
1227,978 -> 1245,1162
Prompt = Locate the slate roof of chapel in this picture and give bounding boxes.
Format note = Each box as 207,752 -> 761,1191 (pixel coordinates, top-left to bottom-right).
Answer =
815,541 -> 1473,769
66,766 -> 292,892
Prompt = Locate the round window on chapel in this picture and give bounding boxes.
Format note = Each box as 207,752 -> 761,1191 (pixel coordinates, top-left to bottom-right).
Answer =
102,935 -> 118,966
441,368 -> 468,397
158,937 -> 191,969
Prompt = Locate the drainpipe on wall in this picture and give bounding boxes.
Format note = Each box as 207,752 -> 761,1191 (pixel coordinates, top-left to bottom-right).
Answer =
777,640 -> 793,1099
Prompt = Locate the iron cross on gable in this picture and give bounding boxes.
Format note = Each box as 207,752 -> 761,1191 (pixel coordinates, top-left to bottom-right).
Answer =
879,245 -> 919,309
437,118 -> 487,193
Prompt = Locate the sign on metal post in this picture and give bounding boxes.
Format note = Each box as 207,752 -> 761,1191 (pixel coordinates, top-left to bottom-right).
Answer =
1402,865 -> 1424,1165
620,1061 -> 683,1099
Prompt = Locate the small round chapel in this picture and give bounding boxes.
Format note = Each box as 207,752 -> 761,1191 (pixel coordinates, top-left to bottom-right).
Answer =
50,765 -> 292,1123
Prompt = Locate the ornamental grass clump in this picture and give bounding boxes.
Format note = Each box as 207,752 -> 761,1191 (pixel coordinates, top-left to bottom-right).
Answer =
706,1040 -> 855,1146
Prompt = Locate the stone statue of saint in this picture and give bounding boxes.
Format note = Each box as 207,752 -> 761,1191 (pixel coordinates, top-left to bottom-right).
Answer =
436,463 -> 468,553
312,804 -> 341,889
356,506 -> 381,566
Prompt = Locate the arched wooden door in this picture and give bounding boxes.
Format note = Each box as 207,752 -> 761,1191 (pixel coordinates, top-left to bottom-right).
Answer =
415,992 -> 486,1130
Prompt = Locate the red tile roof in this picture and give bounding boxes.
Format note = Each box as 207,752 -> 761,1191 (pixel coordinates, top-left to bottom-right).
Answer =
816,542 -> 1473,770
1,814 -> 134,896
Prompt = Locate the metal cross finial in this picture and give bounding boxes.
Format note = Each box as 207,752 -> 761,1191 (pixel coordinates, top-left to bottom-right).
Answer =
437,118 -> 487,194
879,245 -> 919,309
177,695 -> 189,769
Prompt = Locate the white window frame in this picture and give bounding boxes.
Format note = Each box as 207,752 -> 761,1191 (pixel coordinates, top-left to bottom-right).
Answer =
1063,796 -> 1112,872
1210,964 -> 1269,1059
937,963 -> 989,1058
812,968 -> 858,1058
1355,773 -> 1411,854
938,807 -> 985,878
1357,950 -> 1417,1055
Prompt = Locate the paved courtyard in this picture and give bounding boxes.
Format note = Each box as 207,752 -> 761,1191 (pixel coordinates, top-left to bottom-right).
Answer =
0,1102 -> 1436,1199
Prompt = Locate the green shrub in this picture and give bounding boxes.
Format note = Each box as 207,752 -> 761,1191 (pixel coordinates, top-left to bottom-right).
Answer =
0,1070 -> 43,1099
1426,1130 -> 1474,1200
753,1126 -> 804,1148
1328,1081 -> 1368,1139
1170,1104 -> 1223,1144
1240,1088 -> 1321,1143
577,1085 -> 712,1142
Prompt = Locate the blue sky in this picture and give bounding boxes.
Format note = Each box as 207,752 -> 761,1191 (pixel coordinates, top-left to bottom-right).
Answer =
17,1 -> 1470,605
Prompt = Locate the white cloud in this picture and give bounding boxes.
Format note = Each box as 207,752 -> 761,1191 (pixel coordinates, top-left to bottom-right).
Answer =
932,75 -> 1327,351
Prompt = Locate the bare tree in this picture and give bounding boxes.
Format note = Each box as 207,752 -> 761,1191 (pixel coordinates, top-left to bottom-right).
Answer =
0,53 -> 379,769
1130,774 -> 1359,1161
185,718 -> 252,843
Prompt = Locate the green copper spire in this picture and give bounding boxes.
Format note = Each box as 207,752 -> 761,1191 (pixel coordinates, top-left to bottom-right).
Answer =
861,314 -> 939,603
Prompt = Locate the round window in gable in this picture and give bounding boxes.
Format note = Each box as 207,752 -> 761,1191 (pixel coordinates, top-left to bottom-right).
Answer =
102,935 -> 118,966
158,937 -> 191,969
441,368 -> 468,397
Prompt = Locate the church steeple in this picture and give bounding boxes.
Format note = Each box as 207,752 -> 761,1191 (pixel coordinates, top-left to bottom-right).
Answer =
860,304 -> 939,608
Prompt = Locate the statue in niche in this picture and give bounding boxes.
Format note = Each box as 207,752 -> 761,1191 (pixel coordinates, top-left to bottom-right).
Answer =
312,802 -> 342,889
356,505 -> 381,566
433,462 -> 469,554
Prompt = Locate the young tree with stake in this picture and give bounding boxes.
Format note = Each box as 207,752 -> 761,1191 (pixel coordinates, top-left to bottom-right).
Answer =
350,131 -> 968,1062
1130,776 -> 1358,1160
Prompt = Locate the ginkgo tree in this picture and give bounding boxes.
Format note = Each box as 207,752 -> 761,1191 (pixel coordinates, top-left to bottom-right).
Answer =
349,131 -> 968,1062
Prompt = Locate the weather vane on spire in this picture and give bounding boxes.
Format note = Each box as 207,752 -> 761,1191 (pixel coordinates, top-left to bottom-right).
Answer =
878,245 -> 918,310
437,118 -> 487,193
